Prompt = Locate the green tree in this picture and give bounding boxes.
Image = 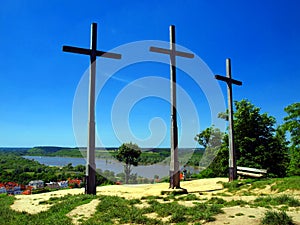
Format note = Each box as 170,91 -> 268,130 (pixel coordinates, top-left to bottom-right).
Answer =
115,142 -> 141,184
282,102 -> 300,175
204,100 -> 289,177
233,100 -> 288,177
194,126 -> 224,169
206,135 -> 229,177
195,126 -> 223,149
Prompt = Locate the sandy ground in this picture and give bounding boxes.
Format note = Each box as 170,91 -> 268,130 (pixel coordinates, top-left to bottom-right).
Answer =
96,177 -> 228,199
67,199 -> 100,225
10,178 -> 300,225
11,188 -> 84,214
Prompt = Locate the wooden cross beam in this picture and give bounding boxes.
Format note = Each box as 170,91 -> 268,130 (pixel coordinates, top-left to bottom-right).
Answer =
149,25 -> 194,189
62,23 -> 121,195
214,75 -> 242,86
215,58 -> 242,182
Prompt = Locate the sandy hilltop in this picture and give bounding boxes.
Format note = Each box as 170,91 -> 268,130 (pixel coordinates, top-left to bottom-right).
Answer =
11,178 -> 300,225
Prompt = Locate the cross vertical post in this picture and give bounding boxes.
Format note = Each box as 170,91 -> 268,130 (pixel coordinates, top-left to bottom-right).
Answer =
215,58 -> 242,181
150,25 -> 194,189
87,23 -> 97,195
62,23 -> 121,194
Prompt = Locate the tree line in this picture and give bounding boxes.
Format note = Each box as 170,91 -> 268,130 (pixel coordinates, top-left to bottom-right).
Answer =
0,153 -> 113,186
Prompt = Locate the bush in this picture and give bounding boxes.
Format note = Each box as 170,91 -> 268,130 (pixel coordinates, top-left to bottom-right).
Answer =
261,210 -> 294,225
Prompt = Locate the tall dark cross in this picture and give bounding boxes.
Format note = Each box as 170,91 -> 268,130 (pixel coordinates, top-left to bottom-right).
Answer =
62,23 -> 121,194
149,25 -> 194,189
215,58 -> 242,181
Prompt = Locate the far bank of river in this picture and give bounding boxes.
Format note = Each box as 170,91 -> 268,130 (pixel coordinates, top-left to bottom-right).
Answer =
23,156 -> 199,179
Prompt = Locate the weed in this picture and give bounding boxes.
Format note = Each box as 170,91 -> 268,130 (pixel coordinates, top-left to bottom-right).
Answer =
271,177 -> 300,192
254,195 -> 300,208
141,195 -> 162,200
128,199 -> 141,205
213,192 -> 232,197
249,179 -> 275,190
225,199 -> 248,207
206,197 -> 226,205
177,194 -> 199,201
261,210 -> 295,225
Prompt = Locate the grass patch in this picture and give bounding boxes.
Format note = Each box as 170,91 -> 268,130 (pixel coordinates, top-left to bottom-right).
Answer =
221,177 -> 300,195
225,199 -> 248,207
254,195 -> 300,208
271,177 -> 300,192
221,178 -> 276,193
261,210 -> 295,225
249,179 -> 276,190
86,195 -> 161,224
142,198 -> 224,223
206,197 -> 226,205
0,194 -> 97,225
177,194 -> 200,201
141,195 -> 163,200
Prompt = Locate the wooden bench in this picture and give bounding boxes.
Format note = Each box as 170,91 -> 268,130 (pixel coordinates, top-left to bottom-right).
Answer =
237,166 -> 267,178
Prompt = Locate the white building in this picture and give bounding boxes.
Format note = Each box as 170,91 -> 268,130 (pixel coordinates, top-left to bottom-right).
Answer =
28,180 -> 44,189
58,180 -> 68,188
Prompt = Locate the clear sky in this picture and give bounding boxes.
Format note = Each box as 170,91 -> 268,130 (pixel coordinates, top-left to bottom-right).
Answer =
0,0 -> 299,148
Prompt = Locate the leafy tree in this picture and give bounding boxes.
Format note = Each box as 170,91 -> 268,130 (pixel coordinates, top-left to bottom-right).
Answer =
195,126 -> 224,169
233,100 -> 289,177
282,102 -> 300,175
201,100 -> 289,177
206,135 -> 229,177
115,142 -> 141,184
194,126 -> 223,149
74,164 -> 86,172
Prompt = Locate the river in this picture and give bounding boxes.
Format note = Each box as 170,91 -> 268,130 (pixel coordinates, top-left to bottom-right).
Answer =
23,156 -> 198,179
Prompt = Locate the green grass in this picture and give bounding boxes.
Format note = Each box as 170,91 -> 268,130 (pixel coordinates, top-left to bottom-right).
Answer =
0,193 -> 97,225
254,195 -> 300,208
1,177 -> 300,224
271,177 -> 300,192
177,193 -> 200,201
261,210 -> 295,225
0,193 -> 225,225
221,177 -> 300,194
140,195 -> 163,200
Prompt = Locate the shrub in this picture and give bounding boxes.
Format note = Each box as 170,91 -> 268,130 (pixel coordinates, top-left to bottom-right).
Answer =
261,210 -> 294,225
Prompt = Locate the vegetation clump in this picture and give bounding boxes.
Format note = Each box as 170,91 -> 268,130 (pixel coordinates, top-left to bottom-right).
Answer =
261,210 -> 295,225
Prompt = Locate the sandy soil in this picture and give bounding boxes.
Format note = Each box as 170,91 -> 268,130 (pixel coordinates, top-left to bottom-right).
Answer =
10,178 -> 300,225
96,177 -> 228,199
11,188 -> 84,214
67,199 -> 100,225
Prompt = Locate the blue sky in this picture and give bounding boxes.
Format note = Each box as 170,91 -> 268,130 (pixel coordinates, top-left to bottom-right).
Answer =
0,0 -> 299,148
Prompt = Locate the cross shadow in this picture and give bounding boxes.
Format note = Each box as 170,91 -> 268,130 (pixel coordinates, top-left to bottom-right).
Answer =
188,188 -> 224,194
